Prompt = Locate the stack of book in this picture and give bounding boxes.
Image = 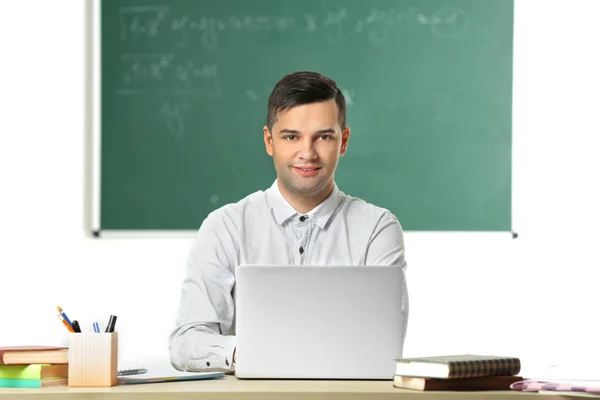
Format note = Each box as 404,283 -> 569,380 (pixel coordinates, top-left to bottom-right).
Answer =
393,354 -> 523,391
0,346 -> 69,388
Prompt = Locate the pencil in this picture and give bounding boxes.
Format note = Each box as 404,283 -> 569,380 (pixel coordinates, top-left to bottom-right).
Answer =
56,305 -> 72,326
57,314 -> 75,333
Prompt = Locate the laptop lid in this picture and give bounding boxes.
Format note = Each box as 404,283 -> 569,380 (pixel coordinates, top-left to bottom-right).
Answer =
234,265 -> 405,379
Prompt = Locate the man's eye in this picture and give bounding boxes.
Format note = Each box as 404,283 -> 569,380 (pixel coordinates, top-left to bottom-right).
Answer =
319,135 -> 332,140
284,135 -> 296,140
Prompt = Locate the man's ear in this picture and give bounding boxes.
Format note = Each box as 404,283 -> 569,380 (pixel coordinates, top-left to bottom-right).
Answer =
264,126 -> 273,156
340,126 -> 351,156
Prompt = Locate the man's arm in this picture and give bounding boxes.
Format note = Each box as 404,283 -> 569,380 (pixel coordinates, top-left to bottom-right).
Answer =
365,211 -> 409,351
169,210 -> 237,372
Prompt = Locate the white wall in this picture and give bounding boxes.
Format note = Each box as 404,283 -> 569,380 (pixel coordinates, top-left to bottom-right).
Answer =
1,1 -> 599,373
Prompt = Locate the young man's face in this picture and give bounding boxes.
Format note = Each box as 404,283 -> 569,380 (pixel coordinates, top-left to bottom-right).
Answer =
263,99 -> 350,198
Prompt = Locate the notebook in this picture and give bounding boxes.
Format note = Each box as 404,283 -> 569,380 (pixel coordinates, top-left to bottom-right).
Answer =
0,364 -> 68,379
511,379 -> 600,394
0,377 -> 67,388
118,365 -> 224,385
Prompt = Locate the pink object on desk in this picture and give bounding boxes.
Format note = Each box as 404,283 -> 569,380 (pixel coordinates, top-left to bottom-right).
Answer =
511,379 -> 600,393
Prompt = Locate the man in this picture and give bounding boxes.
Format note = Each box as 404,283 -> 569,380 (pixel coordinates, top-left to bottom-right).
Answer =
169,71 -> 408,372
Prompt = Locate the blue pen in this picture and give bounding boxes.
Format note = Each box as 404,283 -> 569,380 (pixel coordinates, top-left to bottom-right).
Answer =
57,306 -> 72,326
93,322 -> 100,333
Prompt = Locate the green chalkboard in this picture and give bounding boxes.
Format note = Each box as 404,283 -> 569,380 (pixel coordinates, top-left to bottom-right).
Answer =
100,0 -> 513,231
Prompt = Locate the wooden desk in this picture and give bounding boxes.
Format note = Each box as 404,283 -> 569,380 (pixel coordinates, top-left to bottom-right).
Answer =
0,376 -> 574,399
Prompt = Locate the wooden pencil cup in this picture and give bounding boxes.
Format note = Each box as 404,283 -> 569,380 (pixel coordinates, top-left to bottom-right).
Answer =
68,332 -> 118,387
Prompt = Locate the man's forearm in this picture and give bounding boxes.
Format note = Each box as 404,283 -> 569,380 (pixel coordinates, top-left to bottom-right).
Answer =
169,325 -> 236,372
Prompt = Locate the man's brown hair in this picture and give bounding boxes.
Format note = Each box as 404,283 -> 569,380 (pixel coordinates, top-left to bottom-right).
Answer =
266,71 -> 346,132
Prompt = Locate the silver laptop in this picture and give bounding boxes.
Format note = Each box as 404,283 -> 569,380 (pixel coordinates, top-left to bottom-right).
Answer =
234,265 -> 406,380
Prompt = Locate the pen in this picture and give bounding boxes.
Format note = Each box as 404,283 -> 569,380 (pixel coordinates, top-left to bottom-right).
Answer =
57,314 -> 75,333
118,368 -> 147,376
93,322 -> 100,333
71,320 -> 82,333
56,306 -> 72,327
105,315 -> 117,333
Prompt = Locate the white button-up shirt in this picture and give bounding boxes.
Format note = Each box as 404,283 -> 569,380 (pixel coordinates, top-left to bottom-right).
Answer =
169,180 -> 409,372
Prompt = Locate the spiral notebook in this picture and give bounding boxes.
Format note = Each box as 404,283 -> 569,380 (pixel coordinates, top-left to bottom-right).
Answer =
117,364 -> 224,385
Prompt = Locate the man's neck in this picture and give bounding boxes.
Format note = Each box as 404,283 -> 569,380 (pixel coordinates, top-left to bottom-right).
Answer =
277,180 -> 334,214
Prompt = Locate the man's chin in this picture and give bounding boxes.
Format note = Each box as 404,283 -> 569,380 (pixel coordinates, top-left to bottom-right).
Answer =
284,179 -> 329,196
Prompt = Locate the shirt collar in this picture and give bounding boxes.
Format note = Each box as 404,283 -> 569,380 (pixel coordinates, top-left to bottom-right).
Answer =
266,179 -> 343,229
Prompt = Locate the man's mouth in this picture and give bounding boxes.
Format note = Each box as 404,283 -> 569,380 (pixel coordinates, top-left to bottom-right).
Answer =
293,166 -> 321,176
295,167 -> 320,171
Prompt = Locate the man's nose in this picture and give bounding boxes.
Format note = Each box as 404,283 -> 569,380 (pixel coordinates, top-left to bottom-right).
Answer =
298,138 -> 317,160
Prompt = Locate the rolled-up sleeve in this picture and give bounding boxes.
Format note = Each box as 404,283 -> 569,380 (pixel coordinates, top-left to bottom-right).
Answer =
169,210 -> 238,372
365,212 -> 409,354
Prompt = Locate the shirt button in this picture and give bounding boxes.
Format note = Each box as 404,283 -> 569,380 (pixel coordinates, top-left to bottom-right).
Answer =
299,215 -> 308,222
299,247 -> 304,254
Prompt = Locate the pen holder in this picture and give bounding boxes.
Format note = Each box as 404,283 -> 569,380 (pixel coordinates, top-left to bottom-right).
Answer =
68,332 -> 118,387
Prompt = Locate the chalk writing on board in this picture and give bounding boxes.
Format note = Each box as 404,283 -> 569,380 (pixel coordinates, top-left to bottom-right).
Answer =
430,7 -> 470,37
114,4 -> 468,135
320,8 -> 348,43
160,100 -> 189,136
119,6 -> 169,40
118,53 -> 222,97
245,86 -> 355,106
172,15 -> 218,49
118,5 -> 470,49
355,7 -> 469,43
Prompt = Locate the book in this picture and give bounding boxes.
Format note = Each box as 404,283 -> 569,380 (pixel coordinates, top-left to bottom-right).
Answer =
0,378 -> 67,388
395,354 -> 521,379
0,364 -> 68,379
0,346 -> 68,365
394,375 -> 524,391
